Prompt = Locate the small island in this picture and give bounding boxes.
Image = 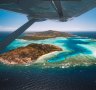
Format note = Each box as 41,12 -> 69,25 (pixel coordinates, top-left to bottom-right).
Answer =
20,30 -> 73,40
0,44 -> 62,65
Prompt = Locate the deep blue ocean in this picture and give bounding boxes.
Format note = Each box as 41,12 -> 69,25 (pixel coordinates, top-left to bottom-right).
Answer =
0,31 -> 96,90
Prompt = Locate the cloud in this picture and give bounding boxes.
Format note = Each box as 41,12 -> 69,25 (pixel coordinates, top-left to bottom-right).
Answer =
0,26 -> 17,31
25,20 -> 96,32
0,19 -> 96,32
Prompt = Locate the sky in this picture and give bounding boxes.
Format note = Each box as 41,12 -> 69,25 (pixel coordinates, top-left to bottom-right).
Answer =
0,8 -> 96,32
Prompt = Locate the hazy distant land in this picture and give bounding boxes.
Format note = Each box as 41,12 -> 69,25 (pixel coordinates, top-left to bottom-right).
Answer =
20,30 -> 73,40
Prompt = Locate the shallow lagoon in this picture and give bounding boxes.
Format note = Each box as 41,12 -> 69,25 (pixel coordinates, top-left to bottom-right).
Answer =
0,35 -> 96,90
4,37 -> 96,64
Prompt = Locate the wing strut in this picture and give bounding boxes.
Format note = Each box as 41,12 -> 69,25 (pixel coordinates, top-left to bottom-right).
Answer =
52,0 -> 63,19
0,19 -> 37,53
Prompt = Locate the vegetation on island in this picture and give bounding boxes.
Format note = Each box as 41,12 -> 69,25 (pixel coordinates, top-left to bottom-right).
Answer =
0,44 -> 62,65
20,30 -> 73,40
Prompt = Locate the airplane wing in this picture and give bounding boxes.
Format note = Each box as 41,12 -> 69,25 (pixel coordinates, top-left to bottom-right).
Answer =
61,0 -> 96,19
0,0 -> 29,14
0,0 -> 96,52
0,0 -> 96,21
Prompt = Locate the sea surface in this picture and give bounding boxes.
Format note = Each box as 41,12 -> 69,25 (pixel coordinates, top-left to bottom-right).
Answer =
0,31 -> 96,90
70,31 -> 96,39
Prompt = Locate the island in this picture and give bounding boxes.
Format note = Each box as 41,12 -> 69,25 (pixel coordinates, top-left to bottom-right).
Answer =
0,44 -> 62,65
20,30 -> 73,40
0,30 -> 96,68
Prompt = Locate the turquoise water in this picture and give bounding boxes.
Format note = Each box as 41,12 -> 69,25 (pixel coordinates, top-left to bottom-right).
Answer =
0,32 -> 96,90
2,36 -> 96,63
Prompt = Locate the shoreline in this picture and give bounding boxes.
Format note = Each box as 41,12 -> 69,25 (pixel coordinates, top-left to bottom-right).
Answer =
0,35 -> 96,68
35,51 -> 62,63
0,43 -> 63,65
0,53 -> 96,69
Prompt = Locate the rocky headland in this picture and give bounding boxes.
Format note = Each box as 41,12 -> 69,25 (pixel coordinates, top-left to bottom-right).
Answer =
0,44 -> 62,65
